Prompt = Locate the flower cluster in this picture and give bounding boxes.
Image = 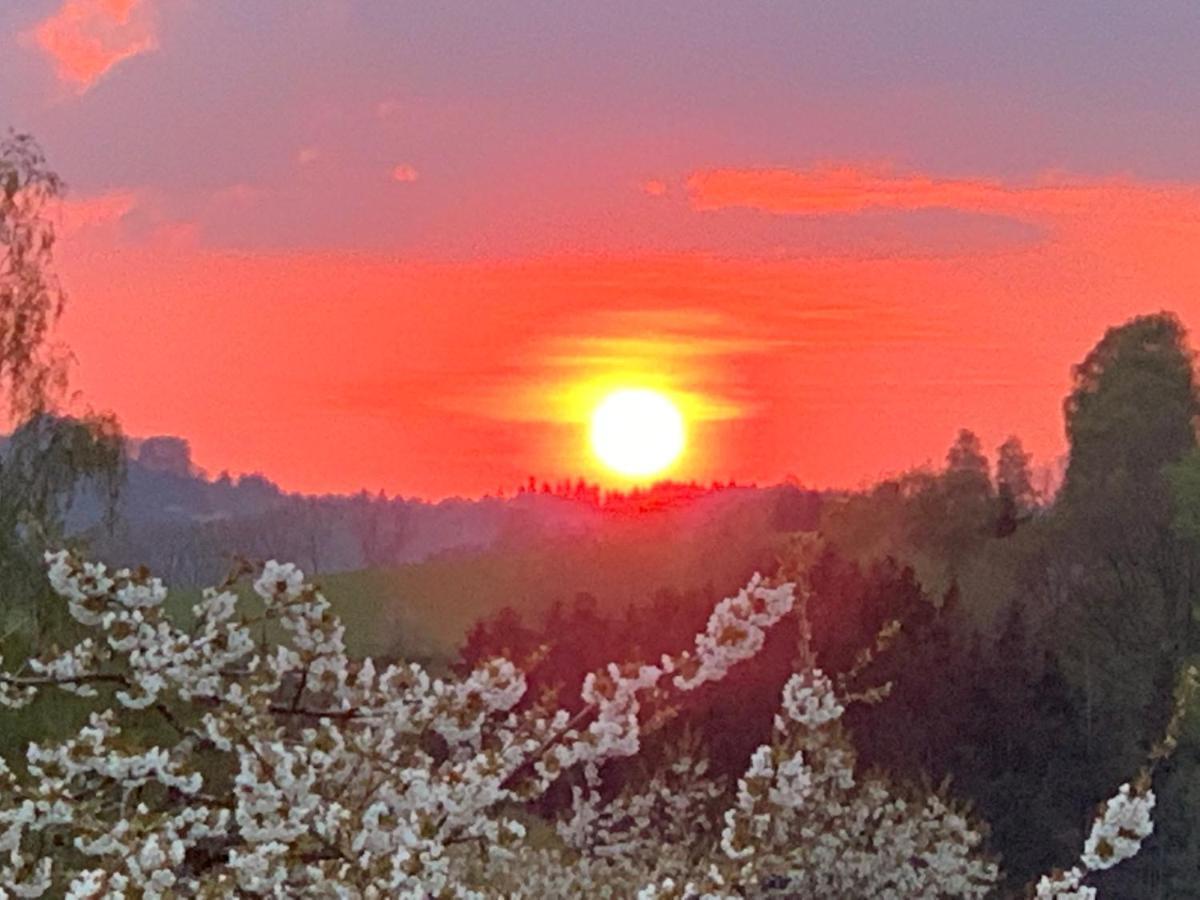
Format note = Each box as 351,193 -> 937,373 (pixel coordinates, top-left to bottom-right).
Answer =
692,665 -> 998,898
673,574 -> 794,691
0,552 -> 1158,897
1035,781 -> 1156,899
1029,665 -> 1200,898
1081,783 -> 1155,872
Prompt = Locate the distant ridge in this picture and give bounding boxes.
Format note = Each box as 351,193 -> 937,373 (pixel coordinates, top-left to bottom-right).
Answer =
49,433 -> 822,587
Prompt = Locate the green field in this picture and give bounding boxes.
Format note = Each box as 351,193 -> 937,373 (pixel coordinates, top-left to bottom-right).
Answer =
161,505 -> 792,668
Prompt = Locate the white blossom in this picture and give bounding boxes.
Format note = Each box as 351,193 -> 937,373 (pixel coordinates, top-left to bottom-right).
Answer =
674,574 -> 795,691
253,559 -> 305,602
0,552 -> 1151,897
1032,781 -> 1156,898
1080,782 -> 1154,871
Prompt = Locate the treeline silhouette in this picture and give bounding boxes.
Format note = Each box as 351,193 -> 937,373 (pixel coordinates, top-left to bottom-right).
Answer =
514,476 -> 756,514
60,435 -> 806,587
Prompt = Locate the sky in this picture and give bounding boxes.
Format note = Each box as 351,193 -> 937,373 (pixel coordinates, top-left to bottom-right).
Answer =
5,1 -> 1200,498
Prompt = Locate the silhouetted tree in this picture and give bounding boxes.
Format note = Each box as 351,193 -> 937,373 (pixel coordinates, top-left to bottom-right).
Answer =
995,436 -> 1036,536
1063,312 -> 1198,504
1051,312 -> 1200,855
0,132 -> 68,418
0,133 -> 124,650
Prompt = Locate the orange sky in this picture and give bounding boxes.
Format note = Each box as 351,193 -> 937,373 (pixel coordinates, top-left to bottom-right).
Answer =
51,169 -> 1200,496
8,2 -> 1200,497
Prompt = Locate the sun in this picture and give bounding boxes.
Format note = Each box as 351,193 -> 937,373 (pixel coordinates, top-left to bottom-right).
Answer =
590,388 -> 686,478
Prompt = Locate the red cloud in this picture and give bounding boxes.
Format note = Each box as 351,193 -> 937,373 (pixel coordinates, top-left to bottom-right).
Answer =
687,165 -> 1013,215
684,163 -> 1200,224
53,190 -> 142,243
391,164 -> 419,183
30,0 -> 157,92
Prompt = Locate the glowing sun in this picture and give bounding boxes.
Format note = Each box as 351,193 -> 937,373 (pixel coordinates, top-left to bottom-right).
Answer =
590,388 -> 686,478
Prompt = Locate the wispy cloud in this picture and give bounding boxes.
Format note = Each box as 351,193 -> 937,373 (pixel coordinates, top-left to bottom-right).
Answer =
57,189 -> 140,237
688,165 -> 1013,215
55,182 -> 269,250
375,99 -> 403,120
436,300 -> 919,429
391,164 -> 419,183
29,0 -> 158,92
685,164 -> 1200,226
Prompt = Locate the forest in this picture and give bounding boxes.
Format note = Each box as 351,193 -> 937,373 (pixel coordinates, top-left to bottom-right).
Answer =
2,134 -> 1200,897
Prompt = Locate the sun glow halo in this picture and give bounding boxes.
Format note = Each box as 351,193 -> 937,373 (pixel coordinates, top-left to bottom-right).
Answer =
589,388 -> 686,478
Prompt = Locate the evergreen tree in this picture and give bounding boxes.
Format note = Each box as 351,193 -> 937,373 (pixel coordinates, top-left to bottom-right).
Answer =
995,435 -> 1036,537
